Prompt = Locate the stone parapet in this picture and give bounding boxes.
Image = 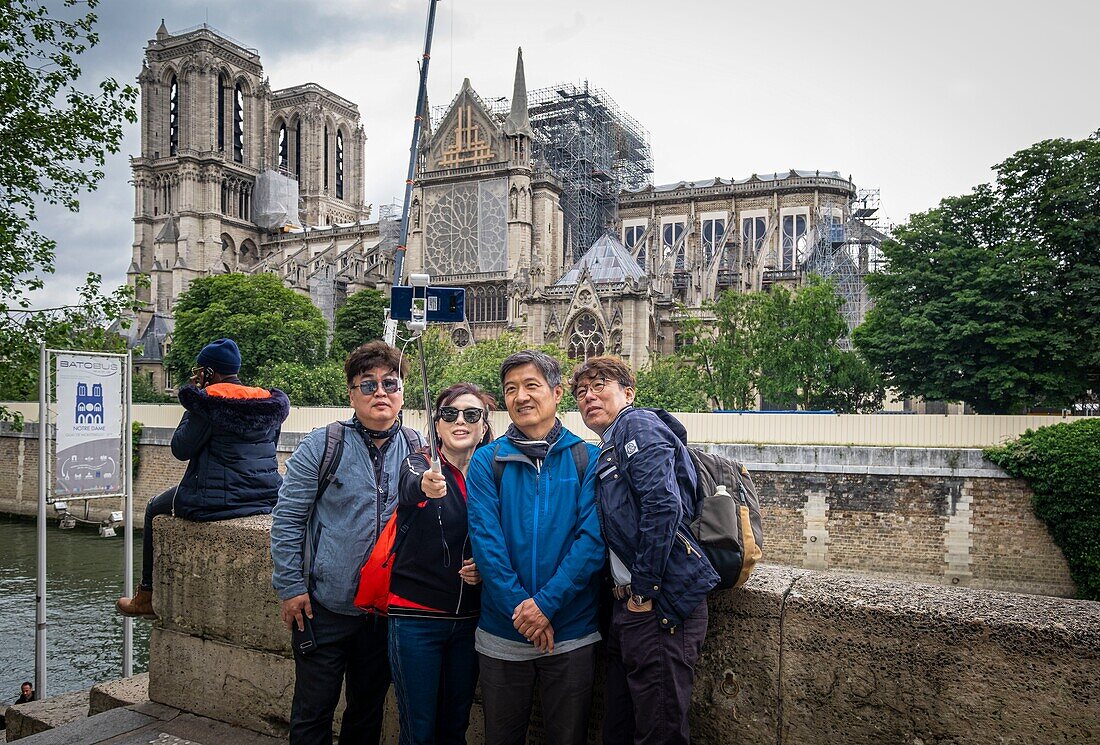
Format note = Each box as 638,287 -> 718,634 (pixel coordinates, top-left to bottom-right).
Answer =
149,516 -> 1100,743
0,430 -> 1077,597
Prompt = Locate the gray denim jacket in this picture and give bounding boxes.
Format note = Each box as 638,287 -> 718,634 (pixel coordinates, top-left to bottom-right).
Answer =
270,419 -> 419,616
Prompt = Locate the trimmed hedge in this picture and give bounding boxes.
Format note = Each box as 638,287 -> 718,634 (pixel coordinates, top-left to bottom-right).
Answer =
986,418 -> 1100,600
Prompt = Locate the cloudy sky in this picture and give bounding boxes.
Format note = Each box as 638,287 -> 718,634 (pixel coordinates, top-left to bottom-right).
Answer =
28,0 -> 1100,307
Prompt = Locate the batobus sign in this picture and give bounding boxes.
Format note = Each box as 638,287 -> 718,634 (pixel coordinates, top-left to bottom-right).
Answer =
54,354 -> 124,496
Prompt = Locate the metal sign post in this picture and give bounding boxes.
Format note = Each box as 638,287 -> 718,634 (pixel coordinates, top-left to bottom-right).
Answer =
35,348 -> 134,693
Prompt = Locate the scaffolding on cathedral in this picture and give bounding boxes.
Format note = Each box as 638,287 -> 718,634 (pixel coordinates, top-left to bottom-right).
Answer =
802,189 -> 887,347
525,82 -> 653,260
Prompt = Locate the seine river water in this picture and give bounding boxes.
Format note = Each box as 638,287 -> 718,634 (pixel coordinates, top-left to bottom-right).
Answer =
0,514 -> 149,700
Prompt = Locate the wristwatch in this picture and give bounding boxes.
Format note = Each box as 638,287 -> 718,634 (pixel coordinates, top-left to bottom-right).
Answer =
630,593 -> 650,607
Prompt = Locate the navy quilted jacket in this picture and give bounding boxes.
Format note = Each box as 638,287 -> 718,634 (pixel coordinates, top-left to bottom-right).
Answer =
171,382 -> 290,521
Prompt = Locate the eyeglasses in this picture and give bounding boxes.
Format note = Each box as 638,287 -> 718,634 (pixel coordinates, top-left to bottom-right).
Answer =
573,378 -> 615,399
352,378 -> 403,395
437,406 -> 486,424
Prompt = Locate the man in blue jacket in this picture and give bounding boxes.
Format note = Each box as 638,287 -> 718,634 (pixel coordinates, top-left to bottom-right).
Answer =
570,355 -> 719,745
467,350 -> 603,745
271,341 -> 421,745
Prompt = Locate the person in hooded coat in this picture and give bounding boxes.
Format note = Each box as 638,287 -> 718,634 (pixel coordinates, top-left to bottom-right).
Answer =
116,338 -> 290,619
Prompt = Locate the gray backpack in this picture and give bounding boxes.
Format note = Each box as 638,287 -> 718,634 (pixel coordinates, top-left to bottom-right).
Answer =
686,448 -> 764,590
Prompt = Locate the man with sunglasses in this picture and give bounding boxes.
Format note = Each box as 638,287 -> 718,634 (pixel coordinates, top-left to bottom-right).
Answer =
272,341 -> 423,745
570,356 -> 718,745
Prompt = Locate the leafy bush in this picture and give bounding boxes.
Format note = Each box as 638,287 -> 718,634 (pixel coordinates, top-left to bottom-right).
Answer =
132,421 -> 143,481
255,361 -> 348,407
634,355 -> 710,412
132,370 -> 173,403
985,418 -> 1100,600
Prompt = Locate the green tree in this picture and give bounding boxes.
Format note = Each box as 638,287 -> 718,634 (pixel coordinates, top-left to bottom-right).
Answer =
0,274 -> 141,408
0,1 -> 139,422
996,134 -> 1100,384
755,276 -> 850,410
807,349 -> 886,414
438,332 -> 578,411
853,181 -> 1079,413
634,355 -> 710,412
678,293 -> 761,410
0,0 -> 136,303
403,327 -> 456,411
255,360 -> 348,407
131,369 -> 174,404
166,274 -> 327,384
331,289 -> 387,358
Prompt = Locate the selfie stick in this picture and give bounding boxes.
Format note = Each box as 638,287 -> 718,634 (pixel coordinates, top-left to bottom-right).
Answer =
408,273 -> 442,474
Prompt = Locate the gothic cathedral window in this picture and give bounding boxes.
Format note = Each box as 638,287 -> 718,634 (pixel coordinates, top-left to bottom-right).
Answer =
278,123 -> 288,171
233,83 -> 245,163
336,130 -> 345,200
568,312 -> 605,360
169,75 -> 179,156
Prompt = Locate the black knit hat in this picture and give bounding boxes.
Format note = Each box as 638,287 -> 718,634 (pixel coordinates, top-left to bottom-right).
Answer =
196,338 -> 241,375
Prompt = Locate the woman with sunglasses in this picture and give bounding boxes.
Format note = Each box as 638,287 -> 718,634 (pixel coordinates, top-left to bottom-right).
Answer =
389,382 -> 496,745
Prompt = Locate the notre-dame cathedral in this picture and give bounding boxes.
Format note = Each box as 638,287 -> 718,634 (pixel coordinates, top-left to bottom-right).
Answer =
126,22 -> 881,389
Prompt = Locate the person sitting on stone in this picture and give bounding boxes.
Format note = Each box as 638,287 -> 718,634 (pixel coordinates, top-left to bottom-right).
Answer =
116,338 -> 290,619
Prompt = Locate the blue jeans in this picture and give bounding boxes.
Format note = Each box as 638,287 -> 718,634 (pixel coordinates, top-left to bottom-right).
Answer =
140,487 -> 176,590
388,615 -> 479,745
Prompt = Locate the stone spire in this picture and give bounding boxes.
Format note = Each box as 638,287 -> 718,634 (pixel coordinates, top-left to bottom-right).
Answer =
503,48 -> 534,139
156,19 -> 169,40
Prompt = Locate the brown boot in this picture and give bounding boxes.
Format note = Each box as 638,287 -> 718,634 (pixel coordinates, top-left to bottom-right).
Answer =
116,587 -> 156,619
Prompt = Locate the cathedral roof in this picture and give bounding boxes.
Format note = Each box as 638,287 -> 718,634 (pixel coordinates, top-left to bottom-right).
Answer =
626,170 -> 848,194
553,234 -> 646,287
133,314 -> 174,362
155,217 -> 179,244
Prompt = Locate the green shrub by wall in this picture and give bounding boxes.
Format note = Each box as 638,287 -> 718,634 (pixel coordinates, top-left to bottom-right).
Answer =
986,418 -> 1100,600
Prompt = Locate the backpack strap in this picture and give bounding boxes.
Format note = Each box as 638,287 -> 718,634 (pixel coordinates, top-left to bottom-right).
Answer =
570,441 -> 589,483
316,421 -> 346,501
491,441 -> 505,490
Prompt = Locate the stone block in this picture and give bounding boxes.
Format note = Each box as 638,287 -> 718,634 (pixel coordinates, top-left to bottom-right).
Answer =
88,673 -> 149,715
147,626 -> 295,739
690,566 -> 805,744
779,572 -> 1100,744
153,514 -> 289,656
6,706 -> 155,745
3,689 -> 88,741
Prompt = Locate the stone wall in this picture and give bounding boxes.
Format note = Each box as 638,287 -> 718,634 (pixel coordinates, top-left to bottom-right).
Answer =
148,516 -> 1100,744
0,429 -> 1076,598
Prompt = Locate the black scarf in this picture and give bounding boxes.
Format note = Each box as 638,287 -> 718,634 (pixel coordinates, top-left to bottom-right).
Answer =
506,419 -> 563,462
355,413 -> 404,440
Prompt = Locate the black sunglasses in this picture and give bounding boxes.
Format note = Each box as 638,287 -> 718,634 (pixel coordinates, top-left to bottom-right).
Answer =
352,378 -> 402,395
437,406 -> 486,424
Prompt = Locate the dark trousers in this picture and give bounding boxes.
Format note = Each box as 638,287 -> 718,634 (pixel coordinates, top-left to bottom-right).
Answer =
140,486 -> 176,590
602,599 -> 708,745
478,643 -> 596,745
290,601 -> 391,745
389,616 -> 479,745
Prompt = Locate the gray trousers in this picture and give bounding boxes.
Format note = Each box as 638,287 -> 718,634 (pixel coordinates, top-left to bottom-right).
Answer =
478,643 -> 597,745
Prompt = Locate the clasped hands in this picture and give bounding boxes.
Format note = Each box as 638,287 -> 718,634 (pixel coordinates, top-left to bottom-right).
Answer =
513,598 -> 554,653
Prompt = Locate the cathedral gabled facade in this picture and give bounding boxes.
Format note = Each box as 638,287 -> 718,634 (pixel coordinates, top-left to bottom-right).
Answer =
126,23 -> 878,388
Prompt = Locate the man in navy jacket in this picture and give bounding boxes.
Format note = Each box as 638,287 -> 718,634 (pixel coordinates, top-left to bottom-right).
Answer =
571,355 -> 718,745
